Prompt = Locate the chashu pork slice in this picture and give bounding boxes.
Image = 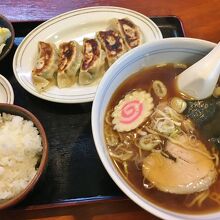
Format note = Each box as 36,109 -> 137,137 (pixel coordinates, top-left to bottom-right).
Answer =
142,136 -> 217,194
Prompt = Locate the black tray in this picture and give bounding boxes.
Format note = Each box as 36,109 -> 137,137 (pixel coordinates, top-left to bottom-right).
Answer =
0,16 -> 185,208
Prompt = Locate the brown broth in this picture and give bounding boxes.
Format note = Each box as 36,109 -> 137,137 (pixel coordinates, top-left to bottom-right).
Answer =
105,63 -> 220,214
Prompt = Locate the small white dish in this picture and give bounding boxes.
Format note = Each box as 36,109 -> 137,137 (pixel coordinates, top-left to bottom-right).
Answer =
13,6 -> 162,104
0,74 -> 14,104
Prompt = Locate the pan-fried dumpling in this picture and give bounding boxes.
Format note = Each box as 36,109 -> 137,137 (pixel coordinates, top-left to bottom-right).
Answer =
32,41 -> 58,91
110,18 -> 141,49
78,38 -> 106,85
57,41 -> 82,88
97,30 -> 127,66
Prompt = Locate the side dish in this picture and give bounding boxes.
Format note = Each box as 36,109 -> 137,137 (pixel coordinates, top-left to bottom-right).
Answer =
0,27 -> 11,55
32,18 -> 142,92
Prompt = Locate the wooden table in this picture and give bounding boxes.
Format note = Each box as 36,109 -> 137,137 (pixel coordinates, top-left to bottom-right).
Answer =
0,0 -> 220,219
1,0 -> 220,43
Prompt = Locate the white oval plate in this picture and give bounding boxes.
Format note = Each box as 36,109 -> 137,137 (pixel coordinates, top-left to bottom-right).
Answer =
13,6 -> 162,103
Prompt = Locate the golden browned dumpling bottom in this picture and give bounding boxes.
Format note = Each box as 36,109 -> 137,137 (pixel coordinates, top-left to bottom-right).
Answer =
97,30 -> 127,66
57,41 -> 82,88
117,18 -> 141,49
81,39 -> 100,71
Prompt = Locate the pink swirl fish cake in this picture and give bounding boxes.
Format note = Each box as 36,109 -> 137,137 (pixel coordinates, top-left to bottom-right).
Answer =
112,90 -> 154,132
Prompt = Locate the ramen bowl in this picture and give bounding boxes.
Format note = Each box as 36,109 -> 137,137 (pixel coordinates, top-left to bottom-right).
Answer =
92,38 -> 219,220
0,104 -> 48,209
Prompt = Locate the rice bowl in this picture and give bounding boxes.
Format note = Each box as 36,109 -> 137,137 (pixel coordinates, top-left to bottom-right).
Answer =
0,104 -> 48,209
0,113 -> 42,201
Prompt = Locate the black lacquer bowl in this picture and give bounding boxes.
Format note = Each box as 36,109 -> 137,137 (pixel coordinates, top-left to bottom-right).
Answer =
0,14 -> 15,61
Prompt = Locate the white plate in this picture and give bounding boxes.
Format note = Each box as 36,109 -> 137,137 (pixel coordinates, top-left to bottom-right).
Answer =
0,74 -> 14,104
13,6 -> 162,103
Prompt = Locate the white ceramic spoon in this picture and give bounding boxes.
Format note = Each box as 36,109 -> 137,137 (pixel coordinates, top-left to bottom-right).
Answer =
177,42 -> 220,100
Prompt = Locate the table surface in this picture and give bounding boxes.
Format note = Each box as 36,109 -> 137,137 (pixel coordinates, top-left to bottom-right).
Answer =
1,0 -> 220,43
0,0 -> 220,219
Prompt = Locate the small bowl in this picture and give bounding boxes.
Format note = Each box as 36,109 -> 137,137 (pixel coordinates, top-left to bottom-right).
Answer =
0,74 -> 14,104
0,103 -> 48,210
0,14 -> 15,61
92,38 -> 218,220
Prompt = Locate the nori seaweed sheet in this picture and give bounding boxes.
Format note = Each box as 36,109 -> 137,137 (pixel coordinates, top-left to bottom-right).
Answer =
184,97 -> 217,126
184,97 -> 220,148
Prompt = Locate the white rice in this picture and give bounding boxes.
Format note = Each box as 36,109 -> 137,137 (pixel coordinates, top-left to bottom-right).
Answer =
0,113 -> 43,200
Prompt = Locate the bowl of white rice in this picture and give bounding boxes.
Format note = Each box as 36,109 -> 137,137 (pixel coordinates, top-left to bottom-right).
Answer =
0,103 -> 48,209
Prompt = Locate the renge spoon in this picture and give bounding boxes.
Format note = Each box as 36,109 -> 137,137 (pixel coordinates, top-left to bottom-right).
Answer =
177,42 -> 220,100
